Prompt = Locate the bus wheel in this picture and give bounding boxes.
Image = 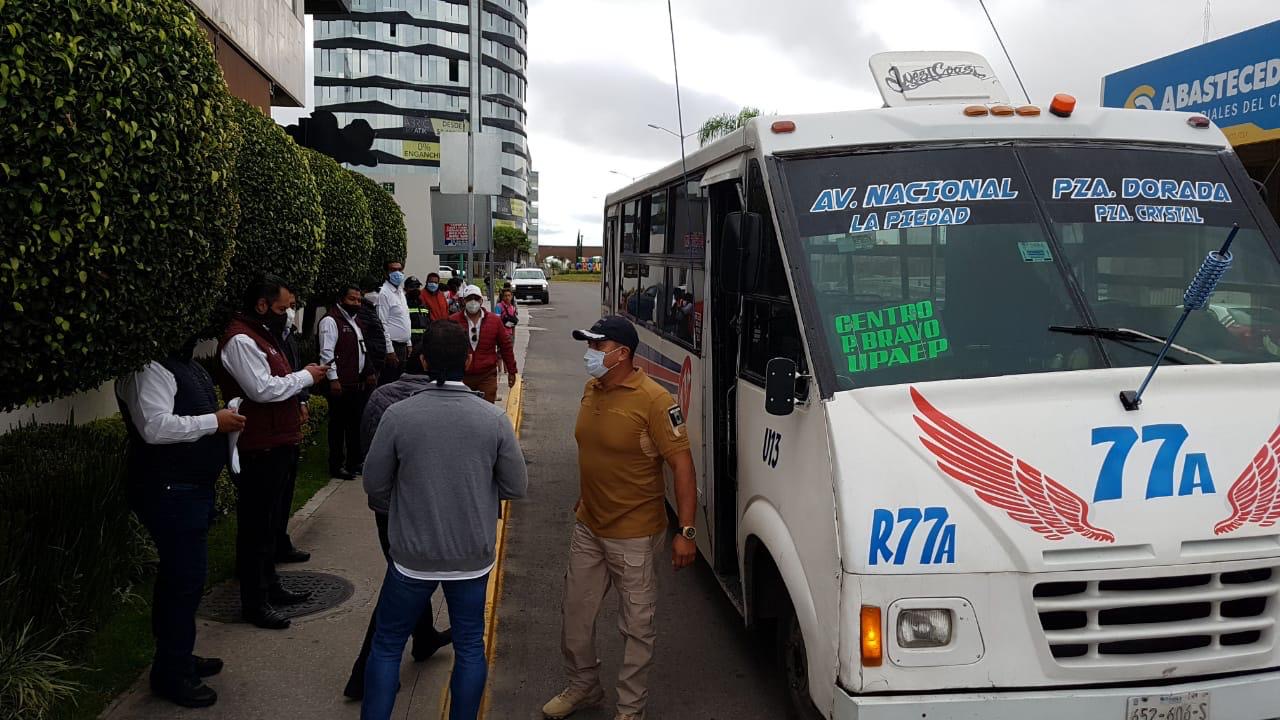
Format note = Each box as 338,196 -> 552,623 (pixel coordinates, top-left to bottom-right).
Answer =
778,602 -> 824,720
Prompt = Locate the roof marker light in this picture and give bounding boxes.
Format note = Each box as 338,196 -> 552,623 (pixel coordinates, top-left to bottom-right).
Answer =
1049,93 -> 1076,118
1187,115 -> 1211,129
990,104 -> 1015,117
963,105 -> 989,117
771,120 -> 796,134
1015,105 -> 1041,117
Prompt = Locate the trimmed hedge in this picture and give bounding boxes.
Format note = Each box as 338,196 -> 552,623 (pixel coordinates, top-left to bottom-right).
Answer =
304,149 -> 372,301
207,97 -> 324,334
347,171 -> 407,281
0,0 -> 240,410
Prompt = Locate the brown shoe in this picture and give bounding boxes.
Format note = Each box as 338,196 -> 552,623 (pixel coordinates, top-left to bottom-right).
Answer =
541,685 -> 605,719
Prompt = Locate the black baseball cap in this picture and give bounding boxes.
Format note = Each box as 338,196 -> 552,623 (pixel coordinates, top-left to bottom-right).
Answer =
572,316 -> 639,354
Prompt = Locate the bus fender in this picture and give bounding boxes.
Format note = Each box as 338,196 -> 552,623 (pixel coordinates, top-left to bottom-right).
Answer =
739,498 -> 826,697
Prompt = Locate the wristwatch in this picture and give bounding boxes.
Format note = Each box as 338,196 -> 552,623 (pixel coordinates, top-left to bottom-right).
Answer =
679,525 -> 697,540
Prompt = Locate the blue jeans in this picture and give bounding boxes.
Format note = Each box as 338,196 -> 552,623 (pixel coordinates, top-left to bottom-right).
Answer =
132,482 -> 215,686
362,564 -> 489,720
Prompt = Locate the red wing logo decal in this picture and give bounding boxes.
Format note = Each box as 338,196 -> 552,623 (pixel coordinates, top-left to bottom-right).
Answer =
1213,426 -> 1280,535
911,388 -> 1115,543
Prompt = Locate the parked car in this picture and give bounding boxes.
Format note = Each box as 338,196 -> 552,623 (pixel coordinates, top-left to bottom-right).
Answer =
512,267 -> 550,304
437,266 -> 454,281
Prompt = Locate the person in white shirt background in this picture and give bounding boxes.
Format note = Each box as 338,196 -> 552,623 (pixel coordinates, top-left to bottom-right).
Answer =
216,276 -> 328,631
318,284 -> 378,480
116,337 -> 245,708
375,260 -> 411,386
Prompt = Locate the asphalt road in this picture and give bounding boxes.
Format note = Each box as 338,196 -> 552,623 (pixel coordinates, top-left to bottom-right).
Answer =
487,281 -> 791,720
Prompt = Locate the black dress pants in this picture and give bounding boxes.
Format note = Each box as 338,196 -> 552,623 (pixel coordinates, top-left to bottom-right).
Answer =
327,386 -> 370,474
234,446 -> 295,611
275,445 -> 302,556
377,342 -> 409,386
132,483 -> 215,687
347,511 -> 439,685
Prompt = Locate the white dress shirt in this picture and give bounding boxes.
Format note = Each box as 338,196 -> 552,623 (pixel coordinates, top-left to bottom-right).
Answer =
376,280 -> 411,350
466,309 -> 485,351
116,362 -> 220,444
220,334 -> 314,403
318,307 -> 365,382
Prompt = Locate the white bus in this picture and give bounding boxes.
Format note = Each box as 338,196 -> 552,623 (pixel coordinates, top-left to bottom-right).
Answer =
600,52 -> 1280,719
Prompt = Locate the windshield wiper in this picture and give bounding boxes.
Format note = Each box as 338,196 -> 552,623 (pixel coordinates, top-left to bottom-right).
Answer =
1048,325 -> 1220,365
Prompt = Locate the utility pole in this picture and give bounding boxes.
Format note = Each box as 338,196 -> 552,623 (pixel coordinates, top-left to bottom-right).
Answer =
468,0 -> 482,291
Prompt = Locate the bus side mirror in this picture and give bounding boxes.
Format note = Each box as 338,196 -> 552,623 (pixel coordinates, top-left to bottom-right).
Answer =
723,211 -> 763,294
765,357 -> 797,416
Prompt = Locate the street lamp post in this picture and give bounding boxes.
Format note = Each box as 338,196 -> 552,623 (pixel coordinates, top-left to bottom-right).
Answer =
647,123 -> 695,140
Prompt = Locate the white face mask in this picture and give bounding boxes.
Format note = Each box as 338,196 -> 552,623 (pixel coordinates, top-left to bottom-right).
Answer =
584,347 -> 620,379
465,300 -> 482,315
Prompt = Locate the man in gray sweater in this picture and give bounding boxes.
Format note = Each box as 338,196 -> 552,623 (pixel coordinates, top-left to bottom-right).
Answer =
360,321 -> 528,720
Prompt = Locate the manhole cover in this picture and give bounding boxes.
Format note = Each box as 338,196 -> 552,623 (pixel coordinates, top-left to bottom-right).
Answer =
198,571 -> 355,623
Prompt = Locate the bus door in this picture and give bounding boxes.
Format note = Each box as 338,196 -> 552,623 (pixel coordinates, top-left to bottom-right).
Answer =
603,209 -> 618,312
708,178 -> 745,576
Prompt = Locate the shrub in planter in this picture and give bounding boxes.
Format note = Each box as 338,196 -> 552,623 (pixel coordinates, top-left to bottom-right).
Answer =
0,0 -> 240,409
0,423 -> 136,649
304,149 -> 372,301
347,171 -> 407,280
207,98 -> 325,335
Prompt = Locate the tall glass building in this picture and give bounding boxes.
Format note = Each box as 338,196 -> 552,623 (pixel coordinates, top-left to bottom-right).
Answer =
312,0 -> 530,233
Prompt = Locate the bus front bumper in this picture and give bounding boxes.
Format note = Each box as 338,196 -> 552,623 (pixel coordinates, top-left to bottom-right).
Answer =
834,669 -> 1280,720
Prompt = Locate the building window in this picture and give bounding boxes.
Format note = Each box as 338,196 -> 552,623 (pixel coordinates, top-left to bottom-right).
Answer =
449,57 -> 459,83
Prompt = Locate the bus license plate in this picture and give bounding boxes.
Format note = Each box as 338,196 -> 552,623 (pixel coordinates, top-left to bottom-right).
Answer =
1126,691 -> 1210,720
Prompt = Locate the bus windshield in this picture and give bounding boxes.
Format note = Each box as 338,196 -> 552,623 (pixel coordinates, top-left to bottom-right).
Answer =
778,144 -> 1280,392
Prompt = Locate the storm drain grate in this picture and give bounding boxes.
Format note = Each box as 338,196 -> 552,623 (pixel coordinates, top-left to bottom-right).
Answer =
198,571 -> 355,623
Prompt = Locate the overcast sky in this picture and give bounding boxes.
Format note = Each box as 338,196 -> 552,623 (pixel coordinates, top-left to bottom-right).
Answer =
279,1 -> 1279,249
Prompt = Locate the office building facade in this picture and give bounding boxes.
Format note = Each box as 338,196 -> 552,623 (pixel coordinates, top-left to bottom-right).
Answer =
312,0 -> 532,266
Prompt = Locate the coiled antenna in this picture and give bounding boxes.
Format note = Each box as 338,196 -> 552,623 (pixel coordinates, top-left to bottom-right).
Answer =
1120,223 -> 1238,411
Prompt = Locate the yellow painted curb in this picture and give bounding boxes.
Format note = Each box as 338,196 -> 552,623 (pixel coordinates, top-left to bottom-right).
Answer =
441,375 -> 523,719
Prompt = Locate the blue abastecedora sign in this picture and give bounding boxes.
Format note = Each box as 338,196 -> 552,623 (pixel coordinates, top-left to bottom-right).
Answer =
1102,20 -> 1280,146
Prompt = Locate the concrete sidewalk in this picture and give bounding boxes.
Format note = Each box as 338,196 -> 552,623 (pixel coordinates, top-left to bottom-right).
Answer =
103,307 -> 532,720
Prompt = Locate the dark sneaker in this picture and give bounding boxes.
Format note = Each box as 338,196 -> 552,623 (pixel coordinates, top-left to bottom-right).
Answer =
276,548 -> 311,563
244,605 -> 291,630
269,585 -> 311,606
151,676 -> 218,708
192,655 -> 223,678
412,629 -> 452,662
330,468 -> 354,480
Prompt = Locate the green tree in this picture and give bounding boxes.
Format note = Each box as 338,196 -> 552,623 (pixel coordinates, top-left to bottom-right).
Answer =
493,226 -> 530,263
207,97 -> 324,334
0,0 -> 239,409
303,149 -> 372,302
697,106 -> 762,147
346,171 -> 407,281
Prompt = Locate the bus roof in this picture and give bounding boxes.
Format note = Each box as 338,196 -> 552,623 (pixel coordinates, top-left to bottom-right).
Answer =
605,104 -> 1232,206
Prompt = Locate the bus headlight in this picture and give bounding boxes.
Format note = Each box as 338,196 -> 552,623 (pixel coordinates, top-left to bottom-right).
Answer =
896,608 -> 953,648
885,598 -> 984,667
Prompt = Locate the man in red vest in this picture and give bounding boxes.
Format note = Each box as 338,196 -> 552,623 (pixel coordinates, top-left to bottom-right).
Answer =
218,275 -> 328,630
450,285 -> 517,403
319,284 -> 377,480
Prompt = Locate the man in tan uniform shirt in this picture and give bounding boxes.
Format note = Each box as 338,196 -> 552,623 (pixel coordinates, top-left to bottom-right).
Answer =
543,317 -> 697,720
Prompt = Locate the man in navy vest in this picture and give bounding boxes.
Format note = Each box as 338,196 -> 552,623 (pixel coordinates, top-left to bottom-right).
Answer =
218,276 -> 328,630
319,284 -> 378,479
116,338 -> 245,707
